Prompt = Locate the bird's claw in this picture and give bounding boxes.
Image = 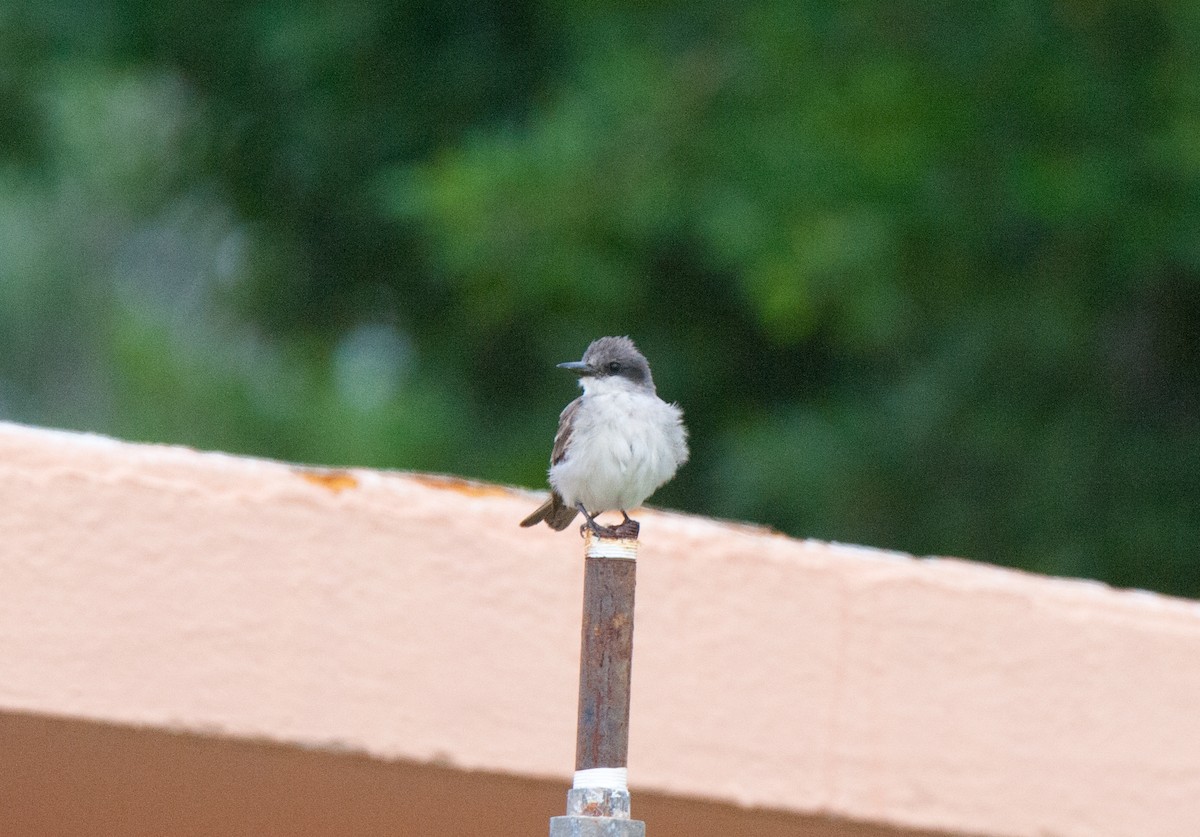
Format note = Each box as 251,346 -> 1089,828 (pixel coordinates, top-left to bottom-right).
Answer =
576,504 -> 639,540
579,520 -> 622,539
578,517 -> 640,540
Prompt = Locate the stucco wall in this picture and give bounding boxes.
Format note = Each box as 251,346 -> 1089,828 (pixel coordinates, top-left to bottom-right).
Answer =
2,421 -> 1198,836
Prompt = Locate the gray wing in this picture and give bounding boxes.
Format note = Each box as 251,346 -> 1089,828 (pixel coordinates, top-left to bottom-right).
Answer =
550,396 -> 581,466
518,396 -> 583,530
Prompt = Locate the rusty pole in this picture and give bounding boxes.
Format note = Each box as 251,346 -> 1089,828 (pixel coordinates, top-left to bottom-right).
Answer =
550,526 -> 647,837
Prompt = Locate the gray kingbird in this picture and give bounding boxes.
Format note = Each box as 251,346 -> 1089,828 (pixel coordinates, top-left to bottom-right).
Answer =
520,336 -> 689,536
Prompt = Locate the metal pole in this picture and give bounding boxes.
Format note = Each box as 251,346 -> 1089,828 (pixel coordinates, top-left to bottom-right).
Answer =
550,526 -> 646,837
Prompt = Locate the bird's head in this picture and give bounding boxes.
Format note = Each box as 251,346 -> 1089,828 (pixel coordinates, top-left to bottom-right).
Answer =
558,336 -> 655,392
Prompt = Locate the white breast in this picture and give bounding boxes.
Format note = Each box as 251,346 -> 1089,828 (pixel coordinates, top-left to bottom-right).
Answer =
549,377 -> 689,514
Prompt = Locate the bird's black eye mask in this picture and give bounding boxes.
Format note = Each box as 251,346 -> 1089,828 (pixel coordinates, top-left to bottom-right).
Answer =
598,357 -> 649,385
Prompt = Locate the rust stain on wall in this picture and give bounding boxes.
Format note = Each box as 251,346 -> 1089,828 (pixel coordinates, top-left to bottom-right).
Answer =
407,473 -> 513,498
295,470 -> 360,493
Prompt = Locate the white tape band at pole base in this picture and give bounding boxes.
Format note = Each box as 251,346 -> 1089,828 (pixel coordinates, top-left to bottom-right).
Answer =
584,537 -> 639,560
573,767 -> 629,791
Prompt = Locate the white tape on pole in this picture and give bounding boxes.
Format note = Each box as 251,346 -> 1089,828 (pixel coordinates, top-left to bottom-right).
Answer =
572,767 -> 629,790
584,538 -> 638,560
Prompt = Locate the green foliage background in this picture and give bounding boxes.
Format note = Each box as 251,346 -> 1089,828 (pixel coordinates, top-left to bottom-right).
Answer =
2,2 -> 1198,595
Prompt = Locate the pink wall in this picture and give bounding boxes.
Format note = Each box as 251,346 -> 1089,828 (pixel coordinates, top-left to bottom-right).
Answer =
2,421 -> 1198,837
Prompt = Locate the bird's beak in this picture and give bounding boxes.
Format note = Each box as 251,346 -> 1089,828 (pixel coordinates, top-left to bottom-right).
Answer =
557,360 -> 591,376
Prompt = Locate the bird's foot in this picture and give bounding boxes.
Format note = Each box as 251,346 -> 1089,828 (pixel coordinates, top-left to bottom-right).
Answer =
611,512 -> 640,540
579,519 -> 622,539
576,504 -> 638,540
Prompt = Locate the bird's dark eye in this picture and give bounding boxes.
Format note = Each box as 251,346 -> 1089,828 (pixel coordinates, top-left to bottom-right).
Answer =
607,361 -> 621,374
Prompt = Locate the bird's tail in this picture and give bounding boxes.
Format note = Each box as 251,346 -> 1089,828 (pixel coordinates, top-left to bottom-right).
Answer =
519,491 -> 579,530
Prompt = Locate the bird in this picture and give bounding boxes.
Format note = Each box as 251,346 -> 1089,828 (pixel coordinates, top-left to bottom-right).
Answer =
520,336 -> 689,536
